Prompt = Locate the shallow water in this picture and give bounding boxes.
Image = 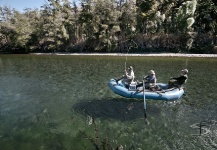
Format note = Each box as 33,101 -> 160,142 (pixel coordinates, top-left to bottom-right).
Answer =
0,55 -> 217,149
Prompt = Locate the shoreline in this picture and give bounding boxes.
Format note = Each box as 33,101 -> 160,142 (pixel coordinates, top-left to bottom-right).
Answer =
30,53 -> 217,57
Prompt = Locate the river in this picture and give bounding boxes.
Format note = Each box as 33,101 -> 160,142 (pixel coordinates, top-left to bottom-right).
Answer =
0,54 -> 216,150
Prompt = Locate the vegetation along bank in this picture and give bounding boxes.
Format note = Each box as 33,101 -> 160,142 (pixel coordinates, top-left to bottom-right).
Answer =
0,0 -> 216,54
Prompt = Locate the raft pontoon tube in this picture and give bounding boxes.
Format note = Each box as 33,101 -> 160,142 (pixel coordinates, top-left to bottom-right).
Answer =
108,79 -> 184,101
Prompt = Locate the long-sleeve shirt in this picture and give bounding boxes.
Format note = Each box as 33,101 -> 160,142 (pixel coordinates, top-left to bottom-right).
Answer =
125,70 -> 135,82
144,74 -> 156,83
172,75 -> 188,85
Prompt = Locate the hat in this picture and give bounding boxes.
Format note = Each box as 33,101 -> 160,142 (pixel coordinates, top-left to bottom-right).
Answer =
182,69 -> 188,74
148,70 -> 155,75
128,66 -> 133,70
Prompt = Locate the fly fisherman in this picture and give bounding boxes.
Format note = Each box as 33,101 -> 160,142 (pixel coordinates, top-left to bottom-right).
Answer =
168,69 -> 188,89
115,66 -> 135,86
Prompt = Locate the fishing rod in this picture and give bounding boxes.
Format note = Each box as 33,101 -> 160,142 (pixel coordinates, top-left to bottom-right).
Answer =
124,39 -> 138,71
143,80 -> 147,120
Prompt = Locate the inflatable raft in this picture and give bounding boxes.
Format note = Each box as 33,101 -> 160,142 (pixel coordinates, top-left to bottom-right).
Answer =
108,79 -> 185,101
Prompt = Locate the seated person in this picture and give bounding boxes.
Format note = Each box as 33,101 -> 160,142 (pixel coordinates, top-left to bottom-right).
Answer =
137,70 -> 157,90
116,66 -> 135,86
122,66 -> 135,87
168,69 -> 188,89
144,70 -> 157,89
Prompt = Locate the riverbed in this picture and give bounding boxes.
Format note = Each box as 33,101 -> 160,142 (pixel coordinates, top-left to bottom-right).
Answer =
0,54 -> 216,149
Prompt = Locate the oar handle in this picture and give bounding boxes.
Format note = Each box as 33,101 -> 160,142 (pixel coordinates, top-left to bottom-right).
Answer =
143,80 -> 147,119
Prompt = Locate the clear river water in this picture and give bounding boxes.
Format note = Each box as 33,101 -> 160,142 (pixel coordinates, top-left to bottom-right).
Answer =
0,54 -> 217,150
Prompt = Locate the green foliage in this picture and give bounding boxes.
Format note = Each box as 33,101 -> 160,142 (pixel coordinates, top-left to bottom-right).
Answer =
194,0 -> 217,33
173,0 -> 197,33
0,0 -> 216,53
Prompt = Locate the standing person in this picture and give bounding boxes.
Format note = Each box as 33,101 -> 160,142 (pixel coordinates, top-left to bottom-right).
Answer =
168,69 -> 188,89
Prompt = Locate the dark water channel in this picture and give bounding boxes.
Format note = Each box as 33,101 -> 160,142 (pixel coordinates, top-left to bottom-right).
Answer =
0,54 -> 217,150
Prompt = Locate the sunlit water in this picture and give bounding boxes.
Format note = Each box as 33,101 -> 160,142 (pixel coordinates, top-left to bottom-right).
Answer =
0,55 -> 217,150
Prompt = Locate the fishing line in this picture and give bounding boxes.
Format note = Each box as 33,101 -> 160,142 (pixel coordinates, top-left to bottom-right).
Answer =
124,39 -> 138,70
183,58 -> 189,96
125,45 -> 129,71
185,58 -> 188,68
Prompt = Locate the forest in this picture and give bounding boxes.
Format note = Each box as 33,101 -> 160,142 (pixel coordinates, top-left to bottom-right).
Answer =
0,0 -> 216,54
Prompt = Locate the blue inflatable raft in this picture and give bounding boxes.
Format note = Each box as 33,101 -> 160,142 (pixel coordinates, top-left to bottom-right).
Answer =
108,79 -> 185,101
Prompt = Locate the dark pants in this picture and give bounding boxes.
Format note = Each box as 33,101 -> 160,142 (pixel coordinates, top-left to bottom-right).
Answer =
168,79 -> 183,89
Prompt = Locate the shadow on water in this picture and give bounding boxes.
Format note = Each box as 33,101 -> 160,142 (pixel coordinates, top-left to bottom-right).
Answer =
72,98 -> 161,121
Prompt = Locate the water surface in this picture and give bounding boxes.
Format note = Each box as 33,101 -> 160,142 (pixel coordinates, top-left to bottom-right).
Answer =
0,55 -> 217,149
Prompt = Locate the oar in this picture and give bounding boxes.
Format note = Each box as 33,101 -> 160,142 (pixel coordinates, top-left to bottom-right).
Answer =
115,76 -> 124,83
143,80 -> 148,124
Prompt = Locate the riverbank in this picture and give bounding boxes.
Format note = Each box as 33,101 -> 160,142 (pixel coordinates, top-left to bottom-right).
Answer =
31,53 -> 217,57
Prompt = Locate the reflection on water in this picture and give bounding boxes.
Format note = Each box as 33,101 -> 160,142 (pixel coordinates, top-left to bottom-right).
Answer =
0,55 -> 217,149
73,98 -> 161,121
